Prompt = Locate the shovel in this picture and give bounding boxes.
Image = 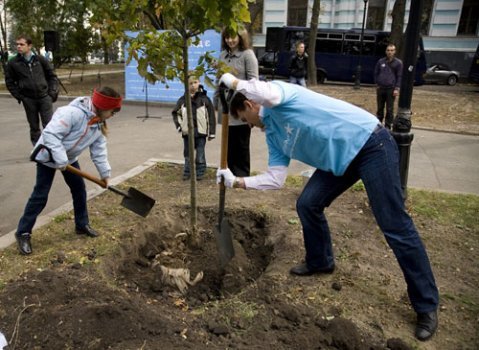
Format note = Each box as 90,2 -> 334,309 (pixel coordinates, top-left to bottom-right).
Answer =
215,85 -> 235,266
65,165 -> 155,218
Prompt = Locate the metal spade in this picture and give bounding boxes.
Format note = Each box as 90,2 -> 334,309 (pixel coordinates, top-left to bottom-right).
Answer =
65,165 -> 155,217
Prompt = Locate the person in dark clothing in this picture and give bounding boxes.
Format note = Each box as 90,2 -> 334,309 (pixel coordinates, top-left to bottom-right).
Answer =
218,27 -> 259,177
5,35 -> 59,145
172,76 -> 216,180
373,44 -> 402,129
288,42 -> 308,87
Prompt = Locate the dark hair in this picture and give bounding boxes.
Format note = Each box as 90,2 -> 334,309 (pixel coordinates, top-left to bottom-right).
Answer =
221,28 -> 251,51
229,91 -> 249,119
16,35 -> 32,45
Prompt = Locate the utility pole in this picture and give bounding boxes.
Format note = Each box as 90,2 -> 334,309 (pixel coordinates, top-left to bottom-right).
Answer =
392,0 -> 424,199
353,0 -> 369,89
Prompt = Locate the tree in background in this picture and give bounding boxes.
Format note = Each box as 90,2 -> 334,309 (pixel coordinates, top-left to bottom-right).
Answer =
5,0 -> 112,67
91,0 -> 251,241
389,0 -> 433,60
307,0 -> 320,85
390,0 -> 406,58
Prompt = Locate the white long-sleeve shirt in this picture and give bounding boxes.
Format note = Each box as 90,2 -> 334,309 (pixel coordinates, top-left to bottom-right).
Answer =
234,79 -> 287,190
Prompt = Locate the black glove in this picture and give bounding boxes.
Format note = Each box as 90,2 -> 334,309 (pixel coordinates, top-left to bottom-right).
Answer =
49,92 -> 58,103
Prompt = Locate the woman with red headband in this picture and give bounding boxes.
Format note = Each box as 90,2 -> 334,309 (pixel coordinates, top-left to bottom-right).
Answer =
15,86 -> 122,255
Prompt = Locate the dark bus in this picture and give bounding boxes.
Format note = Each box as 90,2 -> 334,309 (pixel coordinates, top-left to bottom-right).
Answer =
468,44 -> 479,84
262,26 -> 427,84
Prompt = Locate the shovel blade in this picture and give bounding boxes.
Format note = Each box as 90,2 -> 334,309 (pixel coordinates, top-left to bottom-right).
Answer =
215,218 -> 235,266
120,187 -> 156,217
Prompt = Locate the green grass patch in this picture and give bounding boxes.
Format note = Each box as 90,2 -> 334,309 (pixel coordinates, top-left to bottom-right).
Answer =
407,189 -> 479,229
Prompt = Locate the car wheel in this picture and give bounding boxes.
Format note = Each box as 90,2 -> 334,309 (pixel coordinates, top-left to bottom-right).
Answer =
317,71 -> 326,84
447,75 -> 457,86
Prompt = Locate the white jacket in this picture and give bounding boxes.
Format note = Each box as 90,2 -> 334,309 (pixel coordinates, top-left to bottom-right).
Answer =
32,97 -> 111,179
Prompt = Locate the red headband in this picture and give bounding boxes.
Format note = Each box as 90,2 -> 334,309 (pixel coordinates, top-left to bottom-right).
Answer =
92,89 -> 122,111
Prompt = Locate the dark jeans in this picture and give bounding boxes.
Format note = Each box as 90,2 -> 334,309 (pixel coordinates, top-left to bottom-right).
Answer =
376,87 -> 395,129
17,161 -> 89,236
228,124 -> 251,177
296,126 -> 438,313
183,136 -> 207,178
22,95 -> 54,145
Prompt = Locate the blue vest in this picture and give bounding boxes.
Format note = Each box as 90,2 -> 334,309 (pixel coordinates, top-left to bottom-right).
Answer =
262,81 -> 378,176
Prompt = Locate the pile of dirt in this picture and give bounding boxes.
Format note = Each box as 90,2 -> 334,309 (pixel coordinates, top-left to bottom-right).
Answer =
0,163 -> 477,349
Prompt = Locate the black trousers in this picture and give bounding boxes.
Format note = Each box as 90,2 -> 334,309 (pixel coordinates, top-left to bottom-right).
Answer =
376,87 -> 395,129
227,124 -> 251,177
22,95 -> 54,145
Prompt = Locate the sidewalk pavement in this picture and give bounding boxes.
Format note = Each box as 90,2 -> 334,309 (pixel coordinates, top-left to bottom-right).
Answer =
1,94 -> 478,249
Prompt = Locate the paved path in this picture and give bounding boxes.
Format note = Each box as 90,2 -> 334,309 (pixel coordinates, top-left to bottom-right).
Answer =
1,95 -> 478,243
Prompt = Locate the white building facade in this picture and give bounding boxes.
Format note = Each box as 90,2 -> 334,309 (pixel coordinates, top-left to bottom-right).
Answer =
255,0 -> 479,76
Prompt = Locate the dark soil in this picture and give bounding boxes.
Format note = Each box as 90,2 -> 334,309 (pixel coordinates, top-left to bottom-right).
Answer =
0,163 -> 477,350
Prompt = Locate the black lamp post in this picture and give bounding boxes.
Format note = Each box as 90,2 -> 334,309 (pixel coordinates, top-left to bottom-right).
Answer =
354,0 -> 368,89
392,0 -> 424,199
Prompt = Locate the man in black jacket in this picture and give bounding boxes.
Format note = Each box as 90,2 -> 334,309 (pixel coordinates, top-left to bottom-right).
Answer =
5,35 -> 59,145
373,44 -> 402,130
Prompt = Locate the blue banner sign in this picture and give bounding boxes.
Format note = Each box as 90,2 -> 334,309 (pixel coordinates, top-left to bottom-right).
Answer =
125,30 -> 221,103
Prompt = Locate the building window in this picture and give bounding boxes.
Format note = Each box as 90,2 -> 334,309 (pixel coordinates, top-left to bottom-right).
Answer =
367,0 -> 387,30
458,0 -> 479,35
287,0 -> 308,27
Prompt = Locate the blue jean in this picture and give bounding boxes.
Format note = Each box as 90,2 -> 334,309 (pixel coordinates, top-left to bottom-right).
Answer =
296,126 -> 438,313
289,76 -> 306,87
17,161 -> 89,235
183,136 -> 207,178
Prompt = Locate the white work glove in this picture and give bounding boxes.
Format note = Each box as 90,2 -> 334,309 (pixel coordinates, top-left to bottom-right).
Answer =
216,168 -> 236,188
219,73 -> 237,89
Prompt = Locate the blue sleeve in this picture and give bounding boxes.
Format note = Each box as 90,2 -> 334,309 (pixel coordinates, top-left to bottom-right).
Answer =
266,135 -> 290,167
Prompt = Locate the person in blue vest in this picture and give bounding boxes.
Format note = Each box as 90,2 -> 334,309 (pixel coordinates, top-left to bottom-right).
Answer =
216,73 -> 439,342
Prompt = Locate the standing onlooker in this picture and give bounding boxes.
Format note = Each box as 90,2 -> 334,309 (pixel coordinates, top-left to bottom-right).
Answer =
288,42 -> 308,87
172,76 -> 216,181
16,87 -> 122,256
218,28 -> 259,177
5,35 -> 59,145
374,44 -> 402,129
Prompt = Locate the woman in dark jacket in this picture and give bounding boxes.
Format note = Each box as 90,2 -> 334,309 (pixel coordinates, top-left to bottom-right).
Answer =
289,42 -> 308,87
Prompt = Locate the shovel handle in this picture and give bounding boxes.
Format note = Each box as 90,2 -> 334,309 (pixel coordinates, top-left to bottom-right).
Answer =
219,85 -> 230,171
65,165 -> 107,188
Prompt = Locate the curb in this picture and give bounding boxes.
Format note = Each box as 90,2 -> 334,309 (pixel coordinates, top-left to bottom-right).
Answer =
0,158 -> 179,251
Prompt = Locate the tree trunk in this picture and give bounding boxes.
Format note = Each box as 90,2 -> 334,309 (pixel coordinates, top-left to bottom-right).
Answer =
390,0 -> 406,59
245,0 -> 263,35
307,0 -> 321,85
101,35 -> 109,64
182,38 -> 199,244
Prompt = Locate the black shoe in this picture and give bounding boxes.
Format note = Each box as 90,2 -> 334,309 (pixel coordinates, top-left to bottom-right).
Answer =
16,233 -> 32,255
76,225 -> 99,238
415,311 -> 438,341
289,262 -> 335,276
